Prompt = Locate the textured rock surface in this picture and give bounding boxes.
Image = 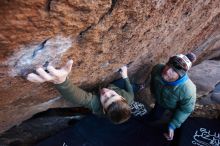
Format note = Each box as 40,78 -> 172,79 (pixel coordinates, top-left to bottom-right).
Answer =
188,60 -> 220,98
188,60 -> 220,120
188,60 -> 220,104
1,0 -> 220,133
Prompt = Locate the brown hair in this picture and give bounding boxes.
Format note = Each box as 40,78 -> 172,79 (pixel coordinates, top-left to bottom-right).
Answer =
106,99 -> 131,124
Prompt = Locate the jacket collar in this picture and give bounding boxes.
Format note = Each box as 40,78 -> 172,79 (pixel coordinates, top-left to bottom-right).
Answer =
162,74 -> 189,86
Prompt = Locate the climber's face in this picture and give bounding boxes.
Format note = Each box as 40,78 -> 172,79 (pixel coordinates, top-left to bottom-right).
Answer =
100,88 -> 123,109
162,65 -> 179,82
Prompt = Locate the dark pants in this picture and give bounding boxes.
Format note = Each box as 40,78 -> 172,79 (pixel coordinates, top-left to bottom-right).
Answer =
111,78 -> 140,94
144,103 -> 167,121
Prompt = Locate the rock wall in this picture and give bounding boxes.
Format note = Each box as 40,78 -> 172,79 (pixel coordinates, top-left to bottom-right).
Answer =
189,60 -> 220,106
0,0 -> 220,133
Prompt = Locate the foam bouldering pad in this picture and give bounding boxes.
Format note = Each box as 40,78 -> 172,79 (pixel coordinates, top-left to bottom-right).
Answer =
176,118 -> 220,146
36,114 -> 170,146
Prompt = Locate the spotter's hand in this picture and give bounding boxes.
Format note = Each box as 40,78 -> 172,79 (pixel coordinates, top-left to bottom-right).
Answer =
27,60 -> 73,84
163,127 -> 174,141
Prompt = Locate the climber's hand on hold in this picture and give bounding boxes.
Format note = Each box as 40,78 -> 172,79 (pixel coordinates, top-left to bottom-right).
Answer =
27,60 -> 73,84
119,66 -> 128,79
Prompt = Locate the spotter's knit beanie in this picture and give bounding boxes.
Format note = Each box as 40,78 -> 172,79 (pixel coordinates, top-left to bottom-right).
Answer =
167,52 -> 196,77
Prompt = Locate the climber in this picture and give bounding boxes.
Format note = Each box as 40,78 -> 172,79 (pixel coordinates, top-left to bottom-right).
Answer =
148,52 -> 197,141
26,60 -> 135,124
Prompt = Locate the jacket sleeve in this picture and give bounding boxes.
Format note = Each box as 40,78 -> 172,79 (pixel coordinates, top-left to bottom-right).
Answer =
169,94 -> 196,129
124,78 -> 134,97
116,78 -> 134,105
54,79 -> 100,112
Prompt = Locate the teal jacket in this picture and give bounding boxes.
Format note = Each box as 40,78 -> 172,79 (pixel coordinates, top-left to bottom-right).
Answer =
55,78 -> 134,115
150,64 -> 196,129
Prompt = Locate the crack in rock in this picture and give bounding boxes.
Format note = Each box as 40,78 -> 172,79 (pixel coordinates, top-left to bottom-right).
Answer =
77,25 -> 93,40
45,0 -> 53,12
6,36 -> 73,77
98,0 -> 118,23
108,0 -> 117,15
76,0 -> 118,40
32,39 -> 50,58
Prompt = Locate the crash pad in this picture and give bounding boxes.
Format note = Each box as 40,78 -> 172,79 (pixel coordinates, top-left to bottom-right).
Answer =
177,117 -> 220,146
36,114 -> 170,146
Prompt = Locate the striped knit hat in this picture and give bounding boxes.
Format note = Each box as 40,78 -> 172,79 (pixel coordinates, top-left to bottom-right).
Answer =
167,53 -> 196,77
